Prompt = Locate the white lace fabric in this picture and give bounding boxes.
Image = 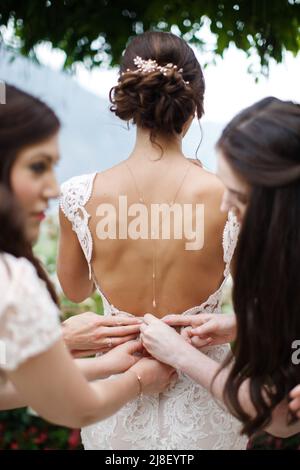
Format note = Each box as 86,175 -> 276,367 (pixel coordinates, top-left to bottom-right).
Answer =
60,173 -> 247,450
0,254 -> 61,374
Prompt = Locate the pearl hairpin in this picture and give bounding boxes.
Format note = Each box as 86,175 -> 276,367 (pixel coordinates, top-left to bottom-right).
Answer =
120,56 -> 189,86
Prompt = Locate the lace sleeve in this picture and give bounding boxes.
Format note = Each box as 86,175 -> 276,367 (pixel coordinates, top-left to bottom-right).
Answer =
59,173 -> 96,280
222,210 -> 240,278
0,254 -> 61,371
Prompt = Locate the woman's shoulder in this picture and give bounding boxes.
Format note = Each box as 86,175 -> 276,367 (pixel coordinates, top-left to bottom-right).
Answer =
60,173 -> 97,219
0,253 -> 61,372
0,254 -> 48,300
84,163 -> 127,199
60,172 -> 97,195
187,161 -> 225,202
186,161 -> 227,228
0,253 -> 59,325
0,253 -> 36,285
0,252 -> 60,323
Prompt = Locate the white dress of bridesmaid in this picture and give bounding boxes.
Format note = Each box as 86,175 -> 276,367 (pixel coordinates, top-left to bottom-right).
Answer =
0,254 -> 61,386
60,173 -> 248,450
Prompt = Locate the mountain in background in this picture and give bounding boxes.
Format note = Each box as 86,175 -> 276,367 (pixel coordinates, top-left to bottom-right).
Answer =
0,48 -> 224,184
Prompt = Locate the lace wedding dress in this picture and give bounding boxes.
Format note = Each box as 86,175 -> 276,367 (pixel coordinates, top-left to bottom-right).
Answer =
60,173 -> 248,450
0,253 -> 61,381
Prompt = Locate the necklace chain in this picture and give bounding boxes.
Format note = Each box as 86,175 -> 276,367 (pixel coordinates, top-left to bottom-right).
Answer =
125,160 -> 191,310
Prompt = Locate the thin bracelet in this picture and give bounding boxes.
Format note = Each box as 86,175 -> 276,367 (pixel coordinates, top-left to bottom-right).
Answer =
128,370 -> 143,397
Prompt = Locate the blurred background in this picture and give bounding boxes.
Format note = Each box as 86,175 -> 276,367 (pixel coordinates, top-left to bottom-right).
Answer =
1,0 -> 300,450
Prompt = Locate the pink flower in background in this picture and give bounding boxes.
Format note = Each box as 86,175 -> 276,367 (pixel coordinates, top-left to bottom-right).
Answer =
68,429 -> 80,448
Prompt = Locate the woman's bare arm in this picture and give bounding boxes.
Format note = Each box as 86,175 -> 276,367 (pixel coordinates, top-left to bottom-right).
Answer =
0,340 -> 143,410
57,208 -> 94,302
74,340 -> 143,380
7,337 -> 173,428
176,342 -> 300,437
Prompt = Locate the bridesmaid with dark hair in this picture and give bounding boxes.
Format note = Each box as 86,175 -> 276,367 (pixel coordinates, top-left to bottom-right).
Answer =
141,97 -> 300,438
0,83 -> 175,424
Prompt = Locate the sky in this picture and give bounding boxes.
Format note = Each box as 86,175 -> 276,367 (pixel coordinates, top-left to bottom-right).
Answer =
33,22 -> 300,124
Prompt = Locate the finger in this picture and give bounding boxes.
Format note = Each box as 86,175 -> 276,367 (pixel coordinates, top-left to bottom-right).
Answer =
289,397 -> 300,412
190,336 -> 209,348
110,334 -> 139,347
123,340 -> 144,354
290,384 -> 300,398
181,327 -> 192,342
144,313 -> 161,325
102,315 -> 143,326
190,321 -> 216,337
180,328 -> 189,340
182,326 -> 192,334
99,324 -> 141,337
170,374 -> 178,386
163,315 -> 194,327
190,336 -> 213,348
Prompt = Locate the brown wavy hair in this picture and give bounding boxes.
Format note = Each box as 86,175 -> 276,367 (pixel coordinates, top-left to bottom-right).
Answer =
109,31 -> 205,141
216,97 -> 300,435
0,84 -> 60,305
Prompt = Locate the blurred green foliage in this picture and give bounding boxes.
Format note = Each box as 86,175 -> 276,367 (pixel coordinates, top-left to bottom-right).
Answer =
34,215 -> 104,319
1,1 -> 300,76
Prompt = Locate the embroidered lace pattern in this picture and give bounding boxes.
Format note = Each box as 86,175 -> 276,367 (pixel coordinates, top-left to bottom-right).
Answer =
60,174 -> 247,450
0,254 -> 61,374
60,174 -> 96,280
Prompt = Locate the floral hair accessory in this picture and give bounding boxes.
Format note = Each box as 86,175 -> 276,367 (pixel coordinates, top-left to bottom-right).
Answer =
121,56 -> 189,85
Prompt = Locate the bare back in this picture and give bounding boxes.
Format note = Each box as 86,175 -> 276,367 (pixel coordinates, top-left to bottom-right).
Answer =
82,159 -> 227,318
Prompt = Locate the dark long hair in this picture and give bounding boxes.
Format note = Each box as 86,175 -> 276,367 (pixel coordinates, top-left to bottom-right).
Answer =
0,84 -> 60,305
109,31 -> 205,142
216,97 -> 300,435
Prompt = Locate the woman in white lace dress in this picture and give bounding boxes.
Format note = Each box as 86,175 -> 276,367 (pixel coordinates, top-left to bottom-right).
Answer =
140,98 -> 300,438
0,84 -> 175,423
59,31 -> 247,449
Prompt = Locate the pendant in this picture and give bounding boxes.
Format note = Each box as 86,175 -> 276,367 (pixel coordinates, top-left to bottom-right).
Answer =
152,299 -> 156,308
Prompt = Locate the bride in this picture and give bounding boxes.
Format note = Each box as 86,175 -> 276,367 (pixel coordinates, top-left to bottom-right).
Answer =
58,31 -> 247,449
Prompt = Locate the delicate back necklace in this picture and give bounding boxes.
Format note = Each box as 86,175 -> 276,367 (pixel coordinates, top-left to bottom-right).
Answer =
125,160 -> 191,310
